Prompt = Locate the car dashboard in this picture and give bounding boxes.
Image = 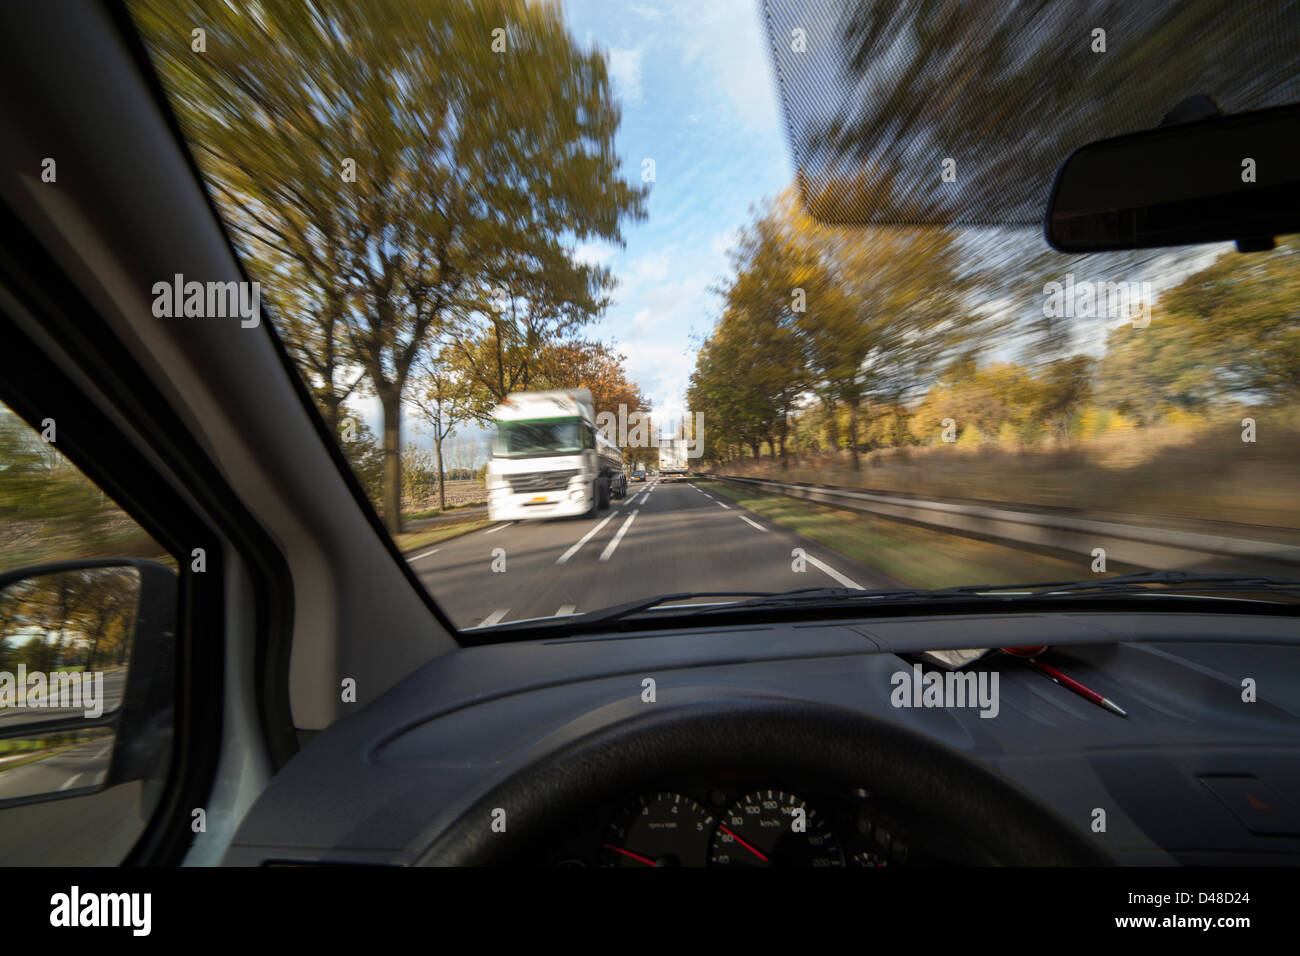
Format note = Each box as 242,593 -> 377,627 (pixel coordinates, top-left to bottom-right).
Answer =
224,610 -> 1300,867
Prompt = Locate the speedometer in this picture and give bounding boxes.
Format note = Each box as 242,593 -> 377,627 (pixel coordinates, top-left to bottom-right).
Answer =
709,790 -> 845,867
600,792 -> 715,867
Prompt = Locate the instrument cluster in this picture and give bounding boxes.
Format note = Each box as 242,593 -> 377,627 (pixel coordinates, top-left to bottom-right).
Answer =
547,778 -> 932,867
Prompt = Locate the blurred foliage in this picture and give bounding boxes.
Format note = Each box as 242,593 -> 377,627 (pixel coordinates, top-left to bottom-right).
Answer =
338,410 -> 385,507
689,188 -> 993,465
0,567 -> 138,674
131,0 -> 647,531
690,191 -> 1300,498
0,404 -> 166,574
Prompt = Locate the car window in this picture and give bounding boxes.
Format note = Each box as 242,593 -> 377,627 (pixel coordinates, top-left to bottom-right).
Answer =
128,0 -> 1300,634
0,400 -> 175,865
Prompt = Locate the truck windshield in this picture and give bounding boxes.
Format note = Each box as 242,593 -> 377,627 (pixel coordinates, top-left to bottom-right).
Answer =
493,419 -> 584,458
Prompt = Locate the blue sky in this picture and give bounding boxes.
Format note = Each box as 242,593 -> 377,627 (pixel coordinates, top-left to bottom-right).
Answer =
365,0 -> 789,449
562,0 -> 792,426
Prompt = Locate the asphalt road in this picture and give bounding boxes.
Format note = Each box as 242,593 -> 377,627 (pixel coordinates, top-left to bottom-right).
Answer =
0,733 -> 112,802
409,478 -> 895,629
0,667 -> 127,731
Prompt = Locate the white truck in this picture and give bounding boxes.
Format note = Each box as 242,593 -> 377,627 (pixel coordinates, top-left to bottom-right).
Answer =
658,436 -> 689,480
485,389 -> 627,521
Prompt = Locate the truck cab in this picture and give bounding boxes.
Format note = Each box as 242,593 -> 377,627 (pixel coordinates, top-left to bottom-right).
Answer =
485,389 -> 626,521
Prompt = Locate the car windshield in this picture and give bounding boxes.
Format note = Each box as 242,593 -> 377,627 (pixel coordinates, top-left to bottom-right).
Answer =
493,420 -> 584,458
128,0 -> 1300,633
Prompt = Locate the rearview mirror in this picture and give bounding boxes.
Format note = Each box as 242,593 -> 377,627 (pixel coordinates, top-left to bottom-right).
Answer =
1045,103 -> 1300,253
0,559 -> 175,807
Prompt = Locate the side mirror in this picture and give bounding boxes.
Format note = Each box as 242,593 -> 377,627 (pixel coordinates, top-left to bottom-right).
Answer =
1045,103 -> 1300,253
0,559 -> 176,807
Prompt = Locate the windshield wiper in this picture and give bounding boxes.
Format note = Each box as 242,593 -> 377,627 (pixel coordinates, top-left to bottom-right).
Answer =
533,591 -> 772,629
985,569 -> 1300,595
679,570 -> 1300,616
464,572 -> 1300,637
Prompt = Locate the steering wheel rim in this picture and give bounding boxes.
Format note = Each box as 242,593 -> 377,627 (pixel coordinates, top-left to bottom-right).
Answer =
418,697 -> 1113,866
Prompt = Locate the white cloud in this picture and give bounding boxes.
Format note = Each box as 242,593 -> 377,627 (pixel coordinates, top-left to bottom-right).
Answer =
626,247 -> 674,283
672,0 -> 781,134
606,46 -> 645,107
626,3 -> 667,22
573,240 -> 613,267
711,227 -> 740,259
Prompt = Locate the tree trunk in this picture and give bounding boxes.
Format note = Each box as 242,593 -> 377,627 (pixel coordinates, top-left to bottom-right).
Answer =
435,431 -> 446,512
824,397 -> 839,452
379,387 -> 403,534
848,401 -> 861,470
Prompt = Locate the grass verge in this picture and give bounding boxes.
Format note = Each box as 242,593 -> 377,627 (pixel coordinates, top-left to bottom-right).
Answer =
392,516 -> 492,554
698,479 -> 1097,589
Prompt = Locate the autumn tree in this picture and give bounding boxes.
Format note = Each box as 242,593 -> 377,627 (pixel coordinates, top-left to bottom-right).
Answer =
133,0 -> 646,532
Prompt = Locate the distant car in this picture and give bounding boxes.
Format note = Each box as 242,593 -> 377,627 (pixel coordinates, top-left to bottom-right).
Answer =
631,467 -> 647,482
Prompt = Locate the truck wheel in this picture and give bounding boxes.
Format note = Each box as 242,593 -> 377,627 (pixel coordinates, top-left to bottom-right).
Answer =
597,477 -> 610,510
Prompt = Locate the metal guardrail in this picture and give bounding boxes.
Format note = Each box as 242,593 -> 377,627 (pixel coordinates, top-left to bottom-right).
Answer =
707,474 -> 1300,573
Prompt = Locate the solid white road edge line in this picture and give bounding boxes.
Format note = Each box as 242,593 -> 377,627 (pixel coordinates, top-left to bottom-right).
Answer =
480,607 -> 510,626
803,554 -> 863,590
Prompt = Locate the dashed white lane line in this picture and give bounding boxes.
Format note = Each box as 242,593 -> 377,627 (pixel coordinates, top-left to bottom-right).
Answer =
409,548 -> 441,561
484,522 -> 514,534
556,514 -> 615,564
599,509 -> 639,561
716,501 -> 730,509
737,514 -> 768,532
555,605 -> 577,616
803,553 -> 863,590
58,773 -> 86,792
480,607 -> 510,626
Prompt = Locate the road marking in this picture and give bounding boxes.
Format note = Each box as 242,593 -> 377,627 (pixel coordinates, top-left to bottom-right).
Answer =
803,554 -> 863,590
737,514 -> 768,531
58,773 -> 86,792
599,509 -> 639,561
716,501 -> 730,509
556,514 -> 615,564
484,522 -> 514,534
637,492 -> 650,505
408,548 -> 441,561
480,607 -> 510,626
555,604 -> 577,616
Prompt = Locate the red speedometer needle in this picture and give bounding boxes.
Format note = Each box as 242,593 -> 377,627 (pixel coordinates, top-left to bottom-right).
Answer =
603,843 -> 656,866
718,825 -> 769,862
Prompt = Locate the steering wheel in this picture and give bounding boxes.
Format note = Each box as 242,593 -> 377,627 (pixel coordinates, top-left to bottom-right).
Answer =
418,697 -> 1113,866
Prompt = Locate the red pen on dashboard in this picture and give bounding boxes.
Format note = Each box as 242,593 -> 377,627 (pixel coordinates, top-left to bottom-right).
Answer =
1001,646 -> 1128,718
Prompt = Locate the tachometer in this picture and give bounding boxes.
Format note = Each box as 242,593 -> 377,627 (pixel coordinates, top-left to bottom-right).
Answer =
709,790 -> 844,867
600,792 -> 716,867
